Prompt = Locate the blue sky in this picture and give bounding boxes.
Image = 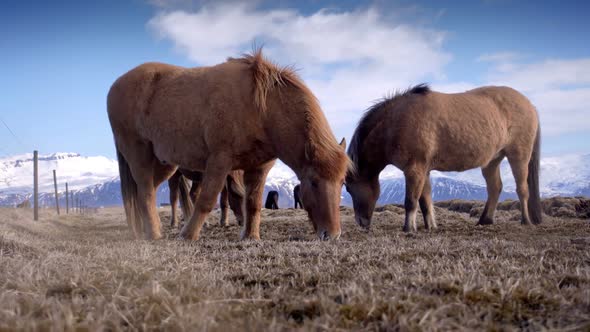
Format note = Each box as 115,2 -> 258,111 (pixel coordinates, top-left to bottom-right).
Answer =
1,0 -> 589,160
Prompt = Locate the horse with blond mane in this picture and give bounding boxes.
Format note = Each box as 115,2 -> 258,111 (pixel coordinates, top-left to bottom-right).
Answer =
345,84 -> 542,232
107,49 -> 349,241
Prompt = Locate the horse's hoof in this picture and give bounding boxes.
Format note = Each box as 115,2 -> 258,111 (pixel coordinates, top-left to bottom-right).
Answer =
178,230 -> 199,241
240,236 -> 261,242
477,217 -> 494,225
144,232 -> 162,240
240,232 -> 261,241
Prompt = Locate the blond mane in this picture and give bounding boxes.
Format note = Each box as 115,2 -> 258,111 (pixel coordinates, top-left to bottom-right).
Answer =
230,49 -> 352,180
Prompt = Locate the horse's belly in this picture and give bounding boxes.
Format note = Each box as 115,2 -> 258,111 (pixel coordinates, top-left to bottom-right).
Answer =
433,147 -> 503,172
151,135 -> 208,171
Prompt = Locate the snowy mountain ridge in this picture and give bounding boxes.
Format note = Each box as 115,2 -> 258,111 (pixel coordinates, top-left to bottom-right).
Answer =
0,152 -> 588,207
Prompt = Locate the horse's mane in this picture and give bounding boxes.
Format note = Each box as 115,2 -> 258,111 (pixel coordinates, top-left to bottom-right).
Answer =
348,84 -> 430,172
229,49 -> 351,180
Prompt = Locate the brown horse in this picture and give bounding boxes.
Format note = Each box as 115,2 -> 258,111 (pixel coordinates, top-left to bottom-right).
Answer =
107,49 -> 349,241
345,84 -> 542,232
168,169 -> 245,227
264,191 -> 279,209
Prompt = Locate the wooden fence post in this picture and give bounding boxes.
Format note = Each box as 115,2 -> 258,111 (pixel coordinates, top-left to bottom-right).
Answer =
65,182 -> 69,214
53,170 -> 60,215
70,191 -> 74,213
33,150 -> 39,221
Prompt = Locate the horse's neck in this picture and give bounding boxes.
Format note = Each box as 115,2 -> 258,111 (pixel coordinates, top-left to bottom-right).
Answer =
265,88 -> 337,179
265,112 -> 311,178
359,125 -> 390,178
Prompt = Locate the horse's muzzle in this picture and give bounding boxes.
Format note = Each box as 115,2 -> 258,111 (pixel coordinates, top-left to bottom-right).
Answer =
355,216 -> 371,231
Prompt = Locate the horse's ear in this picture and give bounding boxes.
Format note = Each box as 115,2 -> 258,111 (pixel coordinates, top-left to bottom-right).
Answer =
339,137 -> 346,150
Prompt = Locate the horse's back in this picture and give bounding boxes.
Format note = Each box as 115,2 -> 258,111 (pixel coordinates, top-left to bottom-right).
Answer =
386,86 -> 536,171
107,59 -> 261,169
467,86 -> 535,112
107,60 -> 251,120
107,62 -> 183,124
467,86 -> 539,157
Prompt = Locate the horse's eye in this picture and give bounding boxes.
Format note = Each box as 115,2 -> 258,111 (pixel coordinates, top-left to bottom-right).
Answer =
311,180 -> 318,188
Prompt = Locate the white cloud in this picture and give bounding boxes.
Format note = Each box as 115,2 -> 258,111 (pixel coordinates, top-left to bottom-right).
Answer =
480,56 -> 590,135
431,81 -> 477,93
528,88 -> 590,135
477,51 -> 523,63
147,3 -> 590,139
487,58 -> 590,92
148,4 -> 451,130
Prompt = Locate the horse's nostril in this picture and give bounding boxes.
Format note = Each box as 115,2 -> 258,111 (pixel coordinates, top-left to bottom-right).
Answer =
320,230 -> 329,241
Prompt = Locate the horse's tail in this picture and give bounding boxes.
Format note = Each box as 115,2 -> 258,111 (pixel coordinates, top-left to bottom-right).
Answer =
178,173 -> 194,221
228,171 -> 246,198
117,149 -> 142,237
527,123 -> 543,224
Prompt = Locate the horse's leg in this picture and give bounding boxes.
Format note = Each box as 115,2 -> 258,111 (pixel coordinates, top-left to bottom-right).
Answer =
168,172 -> 181,227
188,178 -> 201,221
219,183 -> 229,226
419,176 -> 437,230
478,156 -> 504,225
133,170 -> 160,240
122,143 -> 165,240
141,160 -> 175,237
241,162 -> 274,240
403,165 -> 426,232
228,184 -> 244,226
179,158 -> 230,240
507,155 -> 531,225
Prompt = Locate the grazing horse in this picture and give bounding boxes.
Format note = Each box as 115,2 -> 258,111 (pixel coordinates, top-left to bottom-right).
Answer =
264,191 -> 279,209
107,49 -> 350,241
168,169 -> 245,227
345,84 -> 542,232
293,184 -> 303,209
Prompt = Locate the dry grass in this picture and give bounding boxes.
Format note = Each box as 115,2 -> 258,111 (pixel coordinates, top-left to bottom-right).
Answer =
436,196 -> 590,219
0,204 -> 589,331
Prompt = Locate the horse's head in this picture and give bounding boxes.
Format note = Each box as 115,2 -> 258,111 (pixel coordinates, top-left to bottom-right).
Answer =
299,138 -> 348,240
345,168 -> 380,230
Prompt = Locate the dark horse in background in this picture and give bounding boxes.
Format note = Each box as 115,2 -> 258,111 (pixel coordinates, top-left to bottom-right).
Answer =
168,169 -> 245,227
293,184 -> 303,209
346,84 -> 542,232
264,191 -> 279,209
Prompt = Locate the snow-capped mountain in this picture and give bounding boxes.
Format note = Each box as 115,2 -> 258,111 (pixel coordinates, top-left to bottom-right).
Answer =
0,152 -> 588,208
0,152 -> 118,195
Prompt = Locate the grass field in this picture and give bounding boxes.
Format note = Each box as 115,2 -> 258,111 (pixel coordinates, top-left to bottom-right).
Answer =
0,202 -> 589,331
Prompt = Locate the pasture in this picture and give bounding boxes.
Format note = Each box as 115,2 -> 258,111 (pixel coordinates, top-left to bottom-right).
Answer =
0,203 -> 589,331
